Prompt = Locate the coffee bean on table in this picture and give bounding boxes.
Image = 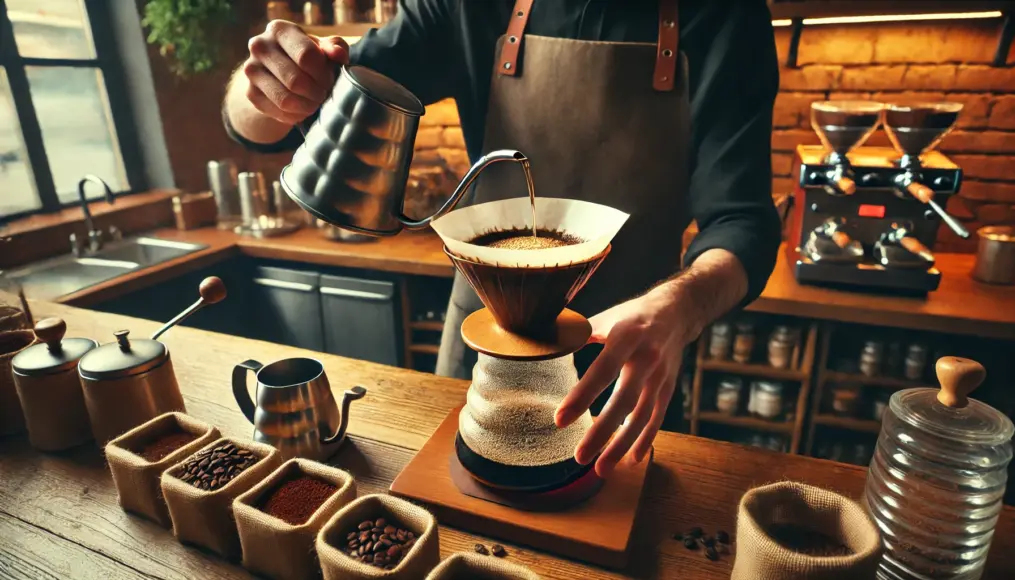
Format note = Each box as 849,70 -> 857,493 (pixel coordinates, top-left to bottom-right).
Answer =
474,543 -> 489,555
173,442 -> 260,492
491,544 -> 507,557
716,530 -> 730,544
689,527 -> 703,539
701,535 -> 715,548
683,538 -> 698,550
705,546 -> 719,561
672,532 -> 683,541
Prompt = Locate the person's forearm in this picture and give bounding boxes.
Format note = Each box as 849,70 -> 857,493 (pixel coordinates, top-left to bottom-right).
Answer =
224,67 -> 296,145
650,248 -> 749,345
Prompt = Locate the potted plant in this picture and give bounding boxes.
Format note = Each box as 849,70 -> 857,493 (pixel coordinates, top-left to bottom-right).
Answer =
142,0 -> 235,77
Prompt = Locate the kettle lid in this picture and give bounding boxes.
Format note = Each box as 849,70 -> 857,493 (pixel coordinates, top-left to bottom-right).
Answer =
78,329 -> 168,380
12,318 -> 97,376
344,65 -> 425,116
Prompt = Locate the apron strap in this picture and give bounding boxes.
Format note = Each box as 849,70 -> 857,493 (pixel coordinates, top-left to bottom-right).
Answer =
497,0 -> 680,92
653,0 -> 680,92
498,0 -> 535,77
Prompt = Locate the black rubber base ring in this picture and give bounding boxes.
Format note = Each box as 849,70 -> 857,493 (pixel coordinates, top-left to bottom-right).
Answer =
455,433 -> 596,493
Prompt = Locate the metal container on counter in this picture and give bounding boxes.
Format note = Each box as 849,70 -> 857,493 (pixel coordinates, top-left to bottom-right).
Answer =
207,160 -> 241,229
78,277 -> 226,445
865,356 -> 1013,579
972,225 -> 1015,285
12,318 -> 96,451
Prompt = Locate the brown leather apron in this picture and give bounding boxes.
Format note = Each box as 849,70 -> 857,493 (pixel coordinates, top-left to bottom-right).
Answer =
436,0 -> 692,380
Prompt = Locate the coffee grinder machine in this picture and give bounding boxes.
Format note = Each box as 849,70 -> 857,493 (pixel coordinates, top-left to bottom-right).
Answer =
785,101 -> 970,294
390,195 -> 654,569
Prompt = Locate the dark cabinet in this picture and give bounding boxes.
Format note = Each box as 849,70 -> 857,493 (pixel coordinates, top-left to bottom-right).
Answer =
320,275 -> 400,366
251,265 -> 324,352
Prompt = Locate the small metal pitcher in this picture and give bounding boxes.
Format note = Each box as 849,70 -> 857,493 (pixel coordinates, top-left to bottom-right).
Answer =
232,357 -> 366,461
280,64 -> 528,237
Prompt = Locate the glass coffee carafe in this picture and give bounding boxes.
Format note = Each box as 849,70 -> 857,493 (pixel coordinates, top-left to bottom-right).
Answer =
865,356 -> 1013,579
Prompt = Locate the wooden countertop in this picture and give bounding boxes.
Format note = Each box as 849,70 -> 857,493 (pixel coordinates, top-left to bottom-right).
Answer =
54,226 -> 1015,338
3,302 -> 1013,579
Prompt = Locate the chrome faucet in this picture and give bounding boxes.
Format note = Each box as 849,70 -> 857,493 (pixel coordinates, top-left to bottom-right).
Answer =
70,175 -> 116,256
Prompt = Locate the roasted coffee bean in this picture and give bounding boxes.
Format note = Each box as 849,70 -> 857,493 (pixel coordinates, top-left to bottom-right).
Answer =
716,530 -> 730,544
474,543 -> 489,555
375,518 -> 386,527
358,521 -> 372,531
174,442 -> 260,492
689,527 -> 703,539
672,532 -> 683,541
701,535 -> 715,548
684,538 -> 698,550
491,544 -> 507,557
384,525 -> 396,535
705,546 -> 719,561
341,517 -> 417,569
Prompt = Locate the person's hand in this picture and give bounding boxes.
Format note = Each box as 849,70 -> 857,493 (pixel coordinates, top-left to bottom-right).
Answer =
554,286 -> 691,478
243,20 -> 349,125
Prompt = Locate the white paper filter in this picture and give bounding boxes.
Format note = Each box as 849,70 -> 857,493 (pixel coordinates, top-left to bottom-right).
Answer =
431,198 -> 629,267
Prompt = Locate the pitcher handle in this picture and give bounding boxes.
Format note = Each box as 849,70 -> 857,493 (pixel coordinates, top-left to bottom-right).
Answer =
322,385 -> 367,444
396,149 -> 528,229
232,359 -> 262,423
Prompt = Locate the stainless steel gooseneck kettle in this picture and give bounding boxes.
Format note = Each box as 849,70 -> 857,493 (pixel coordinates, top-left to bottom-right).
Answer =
279,65 -> 527,237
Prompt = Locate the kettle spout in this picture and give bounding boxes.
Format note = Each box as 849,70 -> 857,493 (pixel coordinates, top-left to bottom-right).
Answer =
397,149 -> 529,229
322,385 -> 367,445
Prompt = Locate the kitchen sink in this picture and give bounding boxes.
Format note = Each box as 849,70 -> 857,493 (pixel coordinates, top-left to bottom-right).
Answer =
7,236 -> 208,301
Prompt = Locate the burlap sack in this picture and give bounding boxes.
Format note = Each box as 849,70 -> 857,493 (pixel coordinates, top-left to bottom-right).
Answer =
105,412 -> 220,527
426,553 -> 542,580
731,481 -> 881,580
234,458 -> 357,580
0,330 -> 36,436
161,437 -> 281,558
317,494 -> 440,580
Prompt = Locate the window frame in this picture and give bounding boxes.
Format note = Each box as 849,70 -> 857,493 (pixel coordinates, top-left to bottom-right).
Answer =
0,0 -> 149,221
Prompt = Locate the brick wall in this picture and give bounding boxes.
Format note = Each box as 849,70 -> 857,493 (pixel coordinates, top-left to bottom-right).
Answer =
771,19 -> 1015,253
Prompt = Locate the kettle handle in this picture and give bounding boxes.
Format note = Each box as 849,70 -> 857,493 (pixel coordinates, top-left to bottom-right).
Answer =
232,360 -> 262,423
322,385 -> 367,444
396,149 -> 528,229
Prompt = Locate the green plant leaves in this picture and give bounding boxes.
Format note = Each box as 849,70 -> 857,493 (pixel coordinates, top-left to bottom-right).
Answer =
142,0 -> 235,77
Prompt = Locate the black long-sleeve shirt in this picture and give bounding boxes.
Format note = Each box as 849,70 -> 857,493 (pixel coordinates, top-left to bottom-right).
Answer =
226,0 -> 782,303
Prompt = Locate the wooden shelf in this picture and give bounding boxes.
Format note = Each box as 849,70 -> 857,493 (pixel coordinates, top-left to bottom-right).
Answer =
698,411 -> 794,434
812,414 -> 882,434
410,320 -> 445,331
824,371 -> 934,390
699,358 -> 808,381
409,344 -> 440,355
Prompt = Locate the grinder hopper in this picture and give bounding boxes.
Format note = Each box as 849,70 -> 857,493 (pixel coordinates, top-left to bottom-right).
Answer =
810,101 -> 884,195
882,102 -> 963,167
431,198 -> 628,360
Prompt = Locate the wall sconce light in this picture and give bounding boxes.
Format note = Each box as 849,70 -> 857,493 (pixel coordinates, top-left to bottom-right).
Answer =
775,10 -> 1012,68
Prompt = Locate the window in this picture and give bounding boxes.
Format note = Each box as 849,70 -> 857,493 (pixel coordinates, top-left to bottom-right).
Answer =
1,0 -> 149,219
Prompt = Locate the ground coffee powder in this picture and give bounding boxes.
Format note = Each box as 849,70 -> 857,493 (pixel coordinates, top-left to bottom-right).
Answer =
260,474 -> 337,526
768,523 -> 852,557
138,431 -> 198,462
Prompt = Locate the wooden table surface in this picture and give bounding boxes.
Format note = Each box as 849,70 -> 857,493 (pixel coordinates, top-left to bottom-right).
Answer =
2,303 -> 1013,580
53,226 -> 1015,339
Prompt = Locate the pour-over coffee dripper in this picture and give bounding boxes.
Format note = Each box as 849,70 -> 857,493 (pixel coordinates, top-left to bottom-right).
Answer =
810,101 -> 885,196
882,103 -> 969,238
431,197 -> 628,496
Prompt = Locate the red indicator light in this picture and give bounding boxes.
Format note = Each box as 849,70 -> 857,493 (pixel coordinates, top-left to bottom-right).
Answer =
858,204 -> 886,218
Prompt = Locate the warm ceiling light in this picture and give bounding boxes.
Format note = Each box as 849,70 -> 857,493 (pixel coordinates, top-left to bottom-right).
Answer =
771,11 -> 1004,27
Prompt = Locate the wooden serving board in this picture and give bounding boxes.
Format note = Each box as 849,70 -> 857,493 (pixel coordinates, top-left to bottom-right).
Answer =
389,406 -> 652,569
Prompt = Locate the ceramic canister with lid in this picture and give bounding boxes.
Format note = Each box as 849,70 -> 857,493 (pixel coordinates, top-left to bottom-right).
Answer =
865,356 -> 1014,580
12,318 -> 97,451
79,329 -> 186,446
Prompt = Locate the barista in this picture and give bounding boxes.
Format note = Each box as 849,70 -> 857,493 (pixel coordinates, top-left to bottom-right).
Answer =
223,0 -> 781,478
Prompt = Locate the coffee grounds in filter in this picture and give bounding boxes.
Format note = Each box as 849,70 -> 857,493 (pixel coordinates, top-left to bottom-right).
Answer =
469,228 -> 583,250
174,441 -> 259,491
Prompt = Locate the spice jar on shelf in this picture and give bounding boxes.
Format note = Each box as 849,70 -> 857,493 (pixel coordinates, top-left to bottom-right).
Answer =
707,322 -> 732,361
767,325 -> 798,369
334,0 -> 358,24
859,340 -> 884,377
732,322 -> 756,364
748,381 -> 783,420
303,1 -> 323,25
830,383 -> 862,417
904,344 -> 928,381
885,341 -> 904,378
716,377 -> 743,416
871,390 -> 890,421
